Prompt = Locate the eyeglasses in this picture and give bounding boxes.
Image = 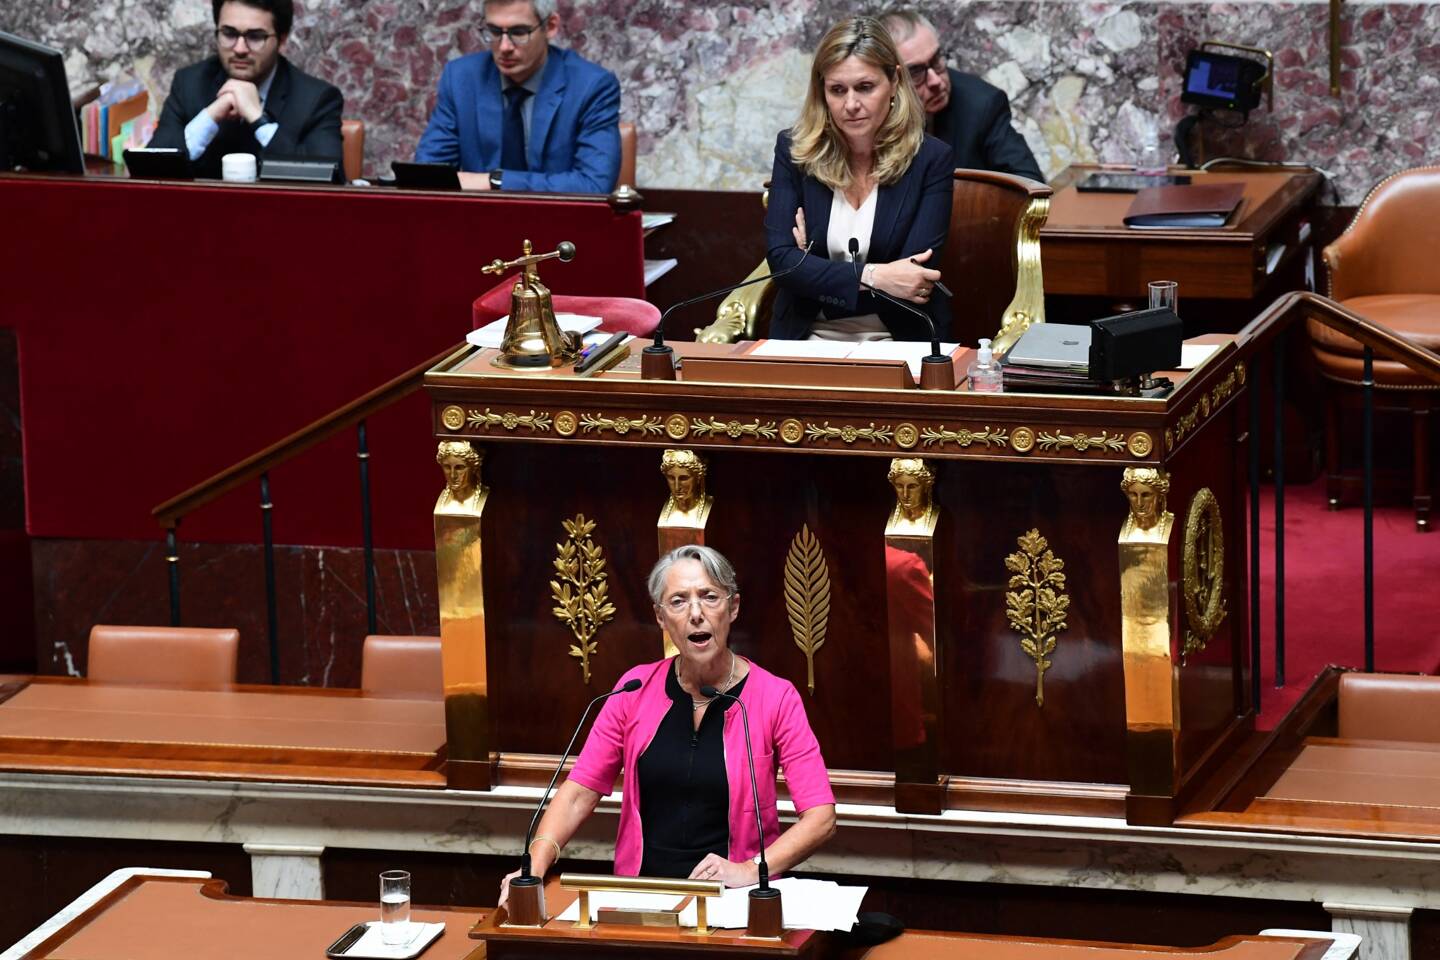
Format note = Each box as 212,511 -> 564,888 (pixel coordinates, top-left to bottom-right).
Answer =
216,26 -> 276,48
484,22 -> 542,45
660,592 -> 730,614
905,50 -> 947,85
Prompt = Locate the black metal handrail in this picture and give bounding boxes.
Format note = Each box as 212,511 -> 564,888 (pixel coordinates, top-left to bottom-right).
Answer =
151,343 -> 464,683
1238,291 -> 1440,697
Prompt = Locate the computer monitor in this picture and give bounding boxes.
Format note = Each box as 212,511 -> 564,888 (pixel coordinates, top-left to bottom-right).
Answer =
0,30 -> 84,174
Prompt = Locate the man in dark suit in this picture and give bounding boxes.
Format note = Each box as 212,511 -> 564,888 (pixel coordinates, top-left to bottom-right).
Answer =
413,0 -> 620,193
148,0 -> 342,179
880,7 -> 1044,183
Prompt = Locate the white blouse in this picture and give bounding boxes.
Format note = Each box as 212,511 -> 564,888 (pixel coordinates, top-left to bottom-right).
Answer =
826,184 -> 879,265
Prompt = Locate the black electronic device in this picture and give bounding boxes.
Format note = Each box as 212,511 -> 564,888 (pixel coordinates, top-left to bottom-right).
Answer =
574,331 -> 627,373
324,921 -> 444,959
260,155 -> 343,184
0,30 -> 84,174
1181,49 -> 1267,114
1077,173 -> 1193,193
391,160 -> 461,190
122,147 -> 192,180
1089,307 -> 1182,383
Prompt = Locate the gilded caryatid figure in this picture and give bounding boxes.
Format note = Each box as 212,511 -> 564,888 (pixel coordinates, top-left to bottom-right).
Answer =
658,448 -> 712,528
435,440 -> 488,514
1119,466 -> 1173,542
431,439 -> 490,790
885,458 -> 938,537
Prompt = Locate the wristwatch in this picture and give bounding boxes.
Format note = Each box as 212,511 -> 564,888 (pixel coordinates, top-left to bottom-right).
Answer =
490,168 -> 504,190
248,110 -> 275,134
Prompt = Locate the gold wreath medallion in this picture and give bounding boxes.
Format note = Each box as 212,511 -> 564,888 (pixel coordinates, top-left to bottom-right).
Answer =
780,418 -> 805,445
441,405 -> 466,431
555,411 -> 578,437
665,414 -> 690,440
1011,426 -> 1036,454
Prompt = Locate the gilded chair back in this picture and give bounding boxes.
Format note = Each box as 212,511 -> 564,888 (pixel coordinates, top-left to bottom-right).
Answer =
943,169 -> 1051,351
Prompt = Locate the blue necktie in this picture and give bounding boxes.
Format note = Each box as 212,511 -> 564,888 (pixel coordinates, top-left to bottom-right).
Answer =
502,86 -> 531,172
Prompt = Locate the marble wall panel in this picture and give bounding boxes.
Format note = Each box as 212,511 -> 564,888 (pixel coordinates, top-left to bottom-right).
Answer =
4,0 -> 1433,202
30,538 -> 438,686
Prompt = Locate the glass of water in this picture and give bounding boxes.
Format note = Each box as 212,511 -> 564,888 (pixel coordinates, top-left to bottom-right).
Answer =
1149,280 -> 1179,315
380,870 -> 412,945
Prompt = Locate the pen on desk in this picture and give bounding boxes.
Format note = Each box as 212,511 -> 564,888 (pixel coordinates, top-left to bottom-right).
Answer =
909,258 -> 954,298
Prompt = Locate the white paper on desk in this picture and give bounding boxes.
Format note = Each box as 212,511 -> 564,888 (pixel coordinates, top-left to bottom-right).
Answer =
749,339 -> 856,360
1179,343 -> 1220,370
676,878 -> 867,932
849,340 -> 961,378
644,258 -> 678,285
555,891 -> 686,923
642,212 -> 676,230
340,921 -> 445,959
466,313 -> 603,349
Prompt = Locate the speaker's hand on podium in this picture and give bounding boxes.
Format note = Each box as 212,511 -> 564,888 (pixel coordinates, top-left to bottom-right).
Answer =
688,852 -> 759,888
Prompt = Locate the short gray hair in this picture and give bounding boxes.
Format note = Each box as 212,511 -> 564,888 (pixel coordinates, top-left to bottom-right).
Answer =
877,6 -> 937,43
648,545 -> 739,605
484,0 -> 557,20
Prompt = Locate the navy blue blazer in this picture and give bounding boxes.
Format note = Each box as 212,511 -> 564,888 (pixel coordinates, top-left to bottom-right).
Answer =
764,131 -> 954,341
414,46 -> 620,194
932,70 -> 1044,183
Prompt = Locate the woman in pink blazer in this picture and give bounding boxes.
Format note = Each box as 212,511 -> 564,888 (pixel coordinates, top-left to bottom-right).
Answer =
502,545 -> 836,897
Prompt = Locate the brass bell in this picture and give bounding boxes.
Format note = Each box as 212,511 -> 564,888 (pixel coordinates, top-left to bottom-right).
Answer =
483,240 -> 581,369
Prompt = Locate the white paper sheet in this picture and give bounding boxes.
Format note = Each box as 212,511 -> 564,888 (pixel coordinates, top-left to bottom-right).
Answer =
1179,343 -> 1220,370
748,339 -> 856,360
644,258 -> 679,285
555,891 -> 687,923
465,313 -> 603,349
675,878 -> 867,932
340,921 -> 445,959
848,340 -> 961,378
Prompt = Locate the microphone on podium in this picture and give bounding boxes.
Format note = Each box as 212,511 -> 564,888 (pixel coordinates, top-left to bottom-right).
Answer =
848,237 -> 955,390
507,677 -> 643,925
641,241 -> 815,380
701,684 -> 784,938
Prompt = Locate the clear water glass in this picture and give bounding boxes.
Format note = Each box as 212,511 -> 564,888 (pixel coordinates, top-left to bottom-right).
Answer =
1149,280 -> 1179,315
380,870 -> 412,945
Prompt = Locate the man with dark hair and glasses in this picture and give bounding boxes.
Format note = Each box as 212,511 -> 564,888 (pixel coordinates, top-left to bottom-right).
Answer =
148,0 -> 342,179
879,7 -> 1044,183
414,0 -> 621,192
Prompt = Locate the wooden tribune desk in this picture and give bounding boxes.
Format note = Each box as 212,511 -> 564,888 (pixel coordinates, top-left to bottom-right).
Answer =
12,874 -> 1332,960
1040,166 -> 1321,304
0,677 -> 447,787
423,338 -> 1253,825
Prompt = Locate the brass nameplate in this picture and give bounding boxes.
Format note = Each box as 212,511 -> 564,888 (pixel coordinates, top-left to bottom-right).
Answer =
596,908 -> 682,928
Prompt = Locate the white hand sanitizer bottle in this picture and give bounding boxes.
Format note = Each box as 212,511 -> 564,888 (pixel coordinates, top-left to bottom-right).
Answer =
967,338 -> 1003,393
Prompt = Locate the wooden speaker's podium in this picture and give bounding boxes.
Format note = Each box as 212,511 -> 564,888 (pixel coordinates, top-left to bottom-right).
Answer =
472,876 -> 828,959
424,334 -> 1251,826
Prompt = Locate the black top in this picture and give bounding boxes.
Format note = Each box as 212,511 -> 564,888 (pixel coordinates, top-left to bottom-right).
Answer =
930,68 -> 1045,183
636,660 -> 749,878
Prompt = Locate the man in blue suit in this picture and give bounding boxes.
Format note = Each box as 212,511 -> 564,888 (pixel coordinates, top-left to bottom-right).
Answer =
414,0 -> 621,193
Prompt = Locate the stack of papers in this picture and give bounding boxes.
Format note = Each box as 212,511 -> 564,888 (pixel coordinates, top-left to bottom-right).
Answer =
553,878 -> 867,932
750,339 -> 961,380
466,313 -> 603,349
677,879 -> 867,932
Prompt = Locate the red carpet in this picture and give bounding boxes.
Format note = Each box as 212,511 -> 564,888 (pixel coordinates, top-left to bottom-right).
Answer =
1255,478 -> 1440,726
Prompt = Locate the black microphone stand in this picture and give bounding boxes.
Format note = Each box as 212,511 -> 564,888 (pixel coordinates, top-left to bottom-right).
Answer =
507,678 -> 642,926
702,685 -> 783,938
641,242 -> 814,381
848,238 -> 955,391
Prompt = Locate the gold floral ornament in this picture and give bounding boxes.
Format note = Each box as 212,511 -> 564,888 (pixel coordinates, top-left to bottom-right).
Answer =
1004,528 -> 1070,707
550,514 -> 616,684
784,524 -> 831,695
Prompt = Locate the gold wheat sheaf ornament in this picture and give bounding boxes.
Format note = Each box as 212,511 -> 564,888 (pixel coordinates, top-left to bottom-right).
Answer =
784,524 -> 831,695
1004,528 -> 1070,707
550,514 -> 616,684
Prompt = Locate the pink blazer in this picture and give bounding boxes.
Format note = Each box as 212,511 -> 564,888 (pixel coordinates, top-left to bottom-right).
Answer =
567,657 -> 835,877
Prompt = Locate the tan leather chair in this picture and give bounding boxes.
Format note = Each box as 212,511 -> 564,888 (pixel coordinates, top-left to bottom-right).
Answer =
1311,166 -> 1440,530
697,169 -> 1051,346
88,625 -> 239,686
361,635 -> 443,698
341,119 -> 366,183
618,121 -> 637,189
